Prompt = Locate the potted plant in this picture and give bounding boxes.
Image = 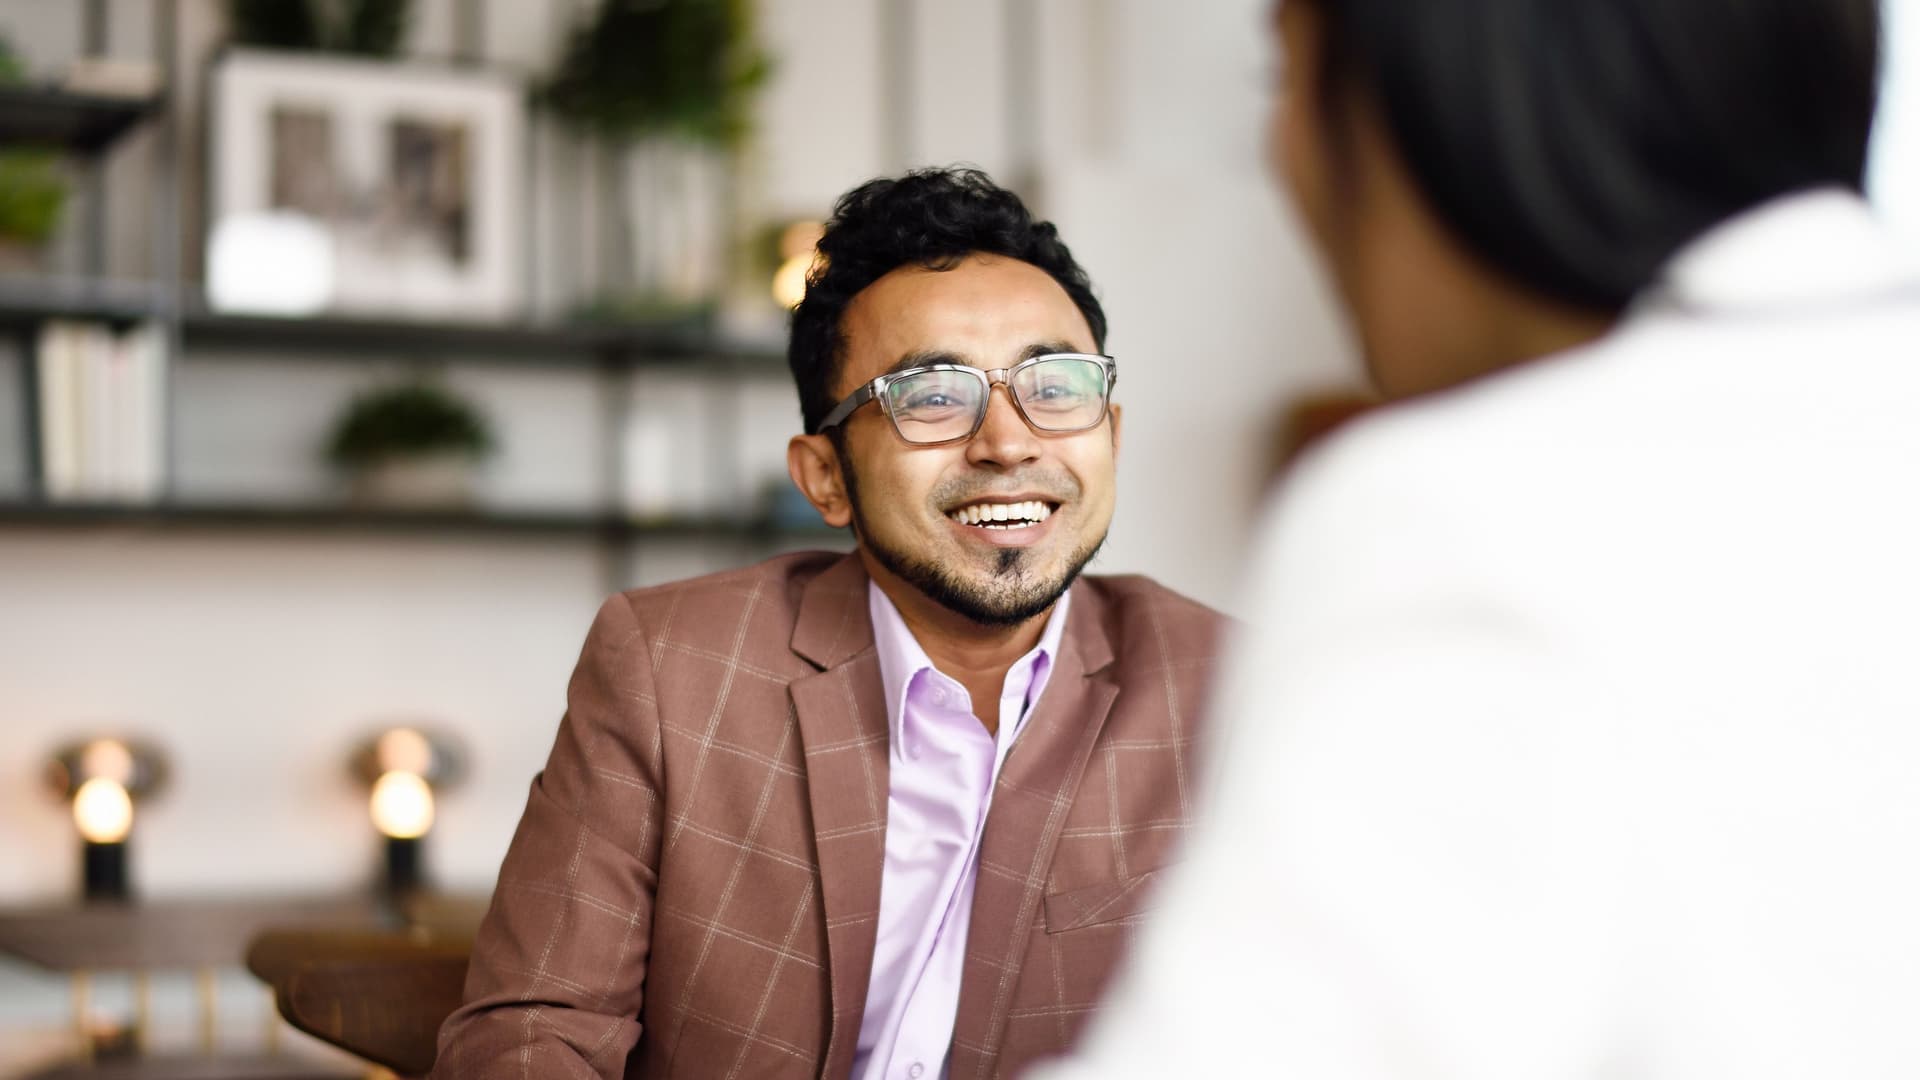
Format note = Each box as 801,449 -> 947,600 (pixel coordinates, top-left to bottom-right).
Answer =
538,0 -> 772,314
324,379 -> 496,507
225,0 -> 412,56
0,35 -> 69,273
0,152 -> 67,273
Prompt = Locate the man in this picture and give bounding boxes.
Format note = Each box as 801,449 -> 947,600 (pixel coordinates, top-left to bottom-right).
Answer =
434,167 -> 1224,1079
1038,0 -> 1916,1077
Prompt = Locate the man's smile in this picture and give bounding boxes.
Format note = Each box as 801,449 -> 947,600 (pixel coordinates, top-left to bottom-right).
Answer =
944,498 -> 1060,528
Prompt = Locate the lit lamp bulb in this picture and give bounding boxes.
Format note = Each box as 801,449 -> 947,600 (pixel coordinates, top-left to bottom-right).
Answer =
369,770 -> 435,840
73,778 -> 133,844
371,770 -> 432,898
770,220 -> 825,309
351,726 -> 463,900
46,737 -> 166,903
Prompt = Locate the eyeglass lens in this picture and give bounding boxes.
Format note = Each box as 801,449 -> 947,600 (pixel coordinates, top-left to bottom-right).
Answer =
883,357 -> 1110,444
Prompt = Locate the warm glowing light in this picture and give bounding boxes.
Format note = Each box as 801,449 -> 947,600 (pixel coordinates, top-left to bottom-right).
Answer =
779,220 -> 825,259
79,739 -> 136,787
72,779 -> 133,844
770,220 -> 825,309
772,252 -> 812,309
369,771 -> 435,839
375,728 -> 434,777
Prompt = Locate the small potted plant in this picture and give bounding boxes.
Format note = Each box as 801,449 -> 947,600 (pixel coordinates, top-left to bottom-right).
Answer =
538,0 -> 772,313
0,36 -> 69,273
0,152 -> 67,273
225,0 -> 412,56
324,379 -> 496,507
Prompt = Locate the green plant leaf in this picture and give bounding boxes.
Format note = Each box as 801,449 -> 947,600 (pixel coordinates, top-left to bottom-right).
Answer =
324,379 -> 497,470
341,0 -> 412,57
537,0 -> 774,147
227,0 -> 323,50
0,153 -> 68,246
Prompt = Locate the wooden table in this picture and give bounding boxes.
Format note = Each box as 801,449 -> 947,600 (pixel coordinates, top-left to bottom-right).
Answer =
0,893 -> 485,1078
17,1054 -> 355,1080
0,895 -> 397,972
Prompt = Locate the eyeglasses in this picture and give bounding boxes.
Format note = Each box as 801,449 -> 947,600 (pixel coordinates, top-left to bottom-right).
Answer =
815,352 -> 1118,446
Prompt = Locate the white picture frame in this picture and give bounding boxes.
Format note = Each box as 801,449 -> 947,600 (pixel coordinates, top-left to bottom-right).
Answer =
209,50 -> 525,321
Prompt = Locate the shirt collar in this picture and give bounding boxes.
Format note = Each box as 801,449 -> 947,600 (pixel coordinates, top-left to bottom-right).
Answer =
1639,187 -> 1920,317
867,580 -> 1073,752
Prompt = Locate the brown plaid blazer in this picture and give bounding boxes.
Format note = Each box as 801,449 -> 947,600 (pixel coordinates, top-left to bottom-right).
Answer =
434,551 -> 1224,1079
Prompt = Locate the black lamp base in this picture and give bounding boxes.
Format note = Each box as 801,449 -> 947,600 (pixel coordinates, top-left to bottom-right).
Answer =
82,841 -> 130,902
384,836 -> 425,898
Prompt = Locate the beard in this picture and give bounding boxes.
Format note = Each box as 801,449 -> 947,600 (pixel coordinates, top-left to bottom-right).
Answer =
842,460 -> 1105,627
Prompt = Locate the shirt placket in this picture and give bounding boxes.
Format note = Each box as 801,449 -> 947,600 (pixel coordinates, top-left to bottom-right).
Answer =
886,673 -> 999,1080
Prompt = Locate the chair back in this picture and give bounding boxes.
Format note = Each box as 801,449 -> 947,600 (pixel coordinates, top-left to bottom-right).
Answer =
247,927 -> 472,1077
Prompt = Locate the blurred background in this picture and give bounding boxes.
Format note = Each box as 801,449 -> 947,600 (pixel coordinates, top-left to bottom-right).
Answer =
0,0 -> 1911,1075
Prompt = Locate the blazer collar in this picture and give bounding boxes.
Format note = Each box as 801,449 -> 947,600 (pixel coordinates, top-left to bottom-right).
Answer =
787,554 -> 1122,1077
792,550 -> 1117,678
791,551 -> 876,670
1644,187 -> 1920,316
950,576 -> 1120,1077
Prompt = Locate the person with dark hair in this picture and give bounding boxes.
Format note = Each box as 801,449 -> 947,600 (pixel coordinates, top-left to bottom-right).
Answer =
434,167 -> 1224,1079
1036,0 -> 1920,1077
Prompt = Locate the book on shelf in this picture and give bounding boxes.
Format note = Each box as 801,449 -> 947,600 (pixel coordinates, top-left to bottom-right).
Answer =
35,319 -> 168,502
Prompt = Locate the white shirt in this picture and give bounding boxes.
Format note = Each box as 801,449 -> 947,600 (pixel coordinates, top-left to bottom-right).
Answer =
1033,190 -> 1920,1079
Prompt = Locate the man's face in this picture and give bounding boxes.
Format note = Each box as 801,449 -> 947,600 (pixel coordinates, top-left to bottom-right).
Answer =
829,254 -> 1120,626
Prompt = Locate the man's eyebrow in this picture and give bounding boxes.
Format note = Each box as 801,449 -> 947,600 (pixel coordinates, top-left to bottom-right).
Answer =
1021,340 -> 1082,361
884,341 -> 1085,376
886,350 -> 966,375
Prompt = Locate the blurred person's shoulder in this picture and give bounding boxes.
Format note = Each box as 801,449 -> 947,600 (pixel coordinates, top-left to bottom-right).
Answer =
1273,340 -> 1625,523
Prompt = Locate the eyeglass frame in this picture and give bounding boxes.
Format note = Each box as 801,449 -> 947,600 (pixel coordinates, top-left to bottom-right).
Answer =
813,352 -> 1119,446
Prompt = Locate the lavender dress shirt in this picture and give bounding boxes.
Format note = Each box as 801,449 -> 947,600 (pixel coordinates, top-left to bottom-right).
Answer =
851,582 -> 1071,1080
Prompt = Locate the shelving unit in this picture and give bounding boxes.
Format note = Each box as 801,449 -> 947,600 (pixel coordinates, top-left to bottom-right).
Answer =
0,4 -> 838,568
0,498 -> 840,543
0,85 -> 165,154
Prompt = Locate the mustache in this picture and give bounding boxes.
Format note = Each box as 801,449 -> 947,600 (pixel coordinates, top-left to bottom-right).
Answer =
930,470 -> 1081,510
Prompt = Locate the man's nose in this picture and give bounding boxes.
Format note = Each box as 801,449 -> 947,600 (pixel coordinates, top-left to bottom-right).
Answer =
965,384 -> 1041,467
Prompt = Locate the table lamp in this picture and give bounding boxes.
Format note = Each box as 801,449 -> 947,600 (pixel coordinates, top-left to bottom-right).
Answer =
44,738 -> 169,902
350,726 -> 464,898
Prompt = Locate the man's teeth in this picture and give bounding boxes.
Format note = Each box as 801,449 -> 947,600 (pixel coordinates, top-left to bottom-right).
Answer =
947,500 -> 1054,529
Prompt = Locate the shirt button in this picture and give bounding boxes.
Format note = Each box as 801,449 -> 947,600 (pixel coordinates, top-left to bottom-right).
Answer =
908,1065 -> 925,1079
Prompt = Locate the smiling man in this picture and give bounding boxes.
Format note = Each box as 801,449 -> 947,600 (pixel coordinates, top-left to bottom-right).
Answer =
433,168 -> 1225,1080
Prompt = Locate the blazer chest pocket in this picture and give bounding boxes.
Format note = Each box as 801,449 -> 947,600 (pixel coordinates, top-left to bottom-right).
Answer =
1042,868 -> 1166,933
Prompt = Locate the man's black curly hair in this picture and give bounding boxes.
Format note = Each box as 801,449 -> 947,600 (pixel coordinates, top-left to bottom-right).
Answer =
789,167 -> 1108,435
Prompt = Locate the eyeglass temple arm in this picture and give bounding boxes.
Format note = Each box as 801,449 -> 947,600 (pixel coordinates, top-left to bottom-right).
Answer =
816,383 -> 878,432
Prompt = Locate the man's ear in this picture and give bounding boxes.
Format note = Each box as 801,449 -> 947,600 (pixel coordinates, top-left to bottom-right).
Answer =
1107,402 -> 1123,456
787,433 -> 854,528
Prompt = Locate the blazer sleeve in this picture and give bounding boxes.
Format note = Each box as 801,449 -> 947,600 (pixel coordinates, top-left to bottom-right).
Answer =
1027,430 -> 1635,1079
434,594 -> 666,1079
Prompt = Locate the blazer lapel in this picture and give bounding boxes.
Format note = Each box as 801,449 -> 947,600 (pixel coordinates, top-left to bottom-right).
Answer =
950,582 -> 1119,1079
788,553 -> 890,1079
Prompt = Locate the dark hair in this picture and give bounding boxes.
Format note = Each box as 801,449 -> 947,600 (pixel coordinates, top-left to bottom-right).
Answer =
1305,0 -> 1882,310
788,167 -> 1108,434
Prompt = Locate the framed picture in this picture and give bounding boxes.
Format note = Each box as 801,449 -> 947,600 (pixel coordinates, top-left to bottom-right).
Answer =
209,50 -> 524,321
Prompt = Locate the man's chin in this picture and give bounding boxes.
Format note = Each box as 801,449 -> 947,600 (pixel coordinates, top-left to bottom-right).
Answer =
866,532 -> 1102,628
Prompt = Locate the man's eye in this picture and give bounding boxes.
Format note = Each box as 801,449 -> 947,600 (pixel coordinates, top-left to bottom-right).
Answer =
905,391 -> 961,409
1028,380 -> 1088,405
